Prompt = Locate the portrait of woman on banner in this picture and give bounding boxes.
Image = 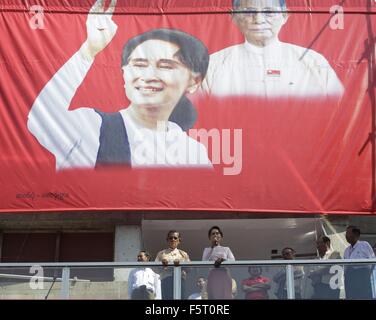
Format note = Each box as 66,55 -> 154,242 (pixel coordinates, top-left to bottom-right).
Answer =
28,0 -> 212,171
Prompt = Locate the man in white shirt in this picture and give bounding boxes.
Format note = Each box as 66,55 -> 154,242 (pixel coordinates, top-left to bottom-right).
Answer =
372,243 -> 376,299
128,251 -> 162,300
344,226 -> 375,299
202,0 -> 344,98
309,236 -> 341,299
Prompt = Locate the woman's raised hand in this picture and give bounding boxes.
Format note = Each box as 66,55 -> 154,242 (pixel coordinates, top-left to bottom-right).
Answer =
81,0 -> 118,60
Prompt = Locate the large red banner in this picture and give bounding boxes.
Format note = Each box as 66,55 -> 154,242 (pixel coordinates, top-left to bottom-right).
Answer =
0,0 -> 375,214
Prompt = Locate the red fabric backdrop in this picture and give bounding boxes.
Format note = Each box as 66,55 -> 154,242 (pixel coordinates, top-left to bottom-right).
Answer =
0,0 -> 375,214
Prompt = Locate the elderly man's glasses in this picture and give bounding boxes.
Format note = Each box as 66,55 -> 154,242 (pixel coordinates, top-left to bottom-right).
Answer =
237,7 -> 283,18
168,236 -> 179,240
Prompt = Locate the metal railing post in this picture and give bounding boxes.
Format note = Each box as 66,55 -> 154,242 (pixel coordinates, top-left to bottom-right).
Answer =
60,267 -> 70,299
286,264 -> 295,300
173,266 -> 182,300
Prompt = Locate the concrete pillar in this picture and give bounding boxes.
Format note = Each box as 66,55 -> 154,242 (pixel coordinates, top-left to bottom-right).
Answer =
113,225 -> 142,281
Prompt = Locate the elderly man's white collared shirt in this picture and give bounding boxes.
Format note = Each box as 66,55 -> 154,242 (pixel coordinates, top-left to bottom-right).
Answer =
203,40 -> 344,98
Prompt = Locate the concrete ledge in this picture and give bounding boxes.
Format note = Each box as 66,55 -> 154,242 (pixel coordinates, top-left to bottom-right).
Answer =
0,281 -> 130,300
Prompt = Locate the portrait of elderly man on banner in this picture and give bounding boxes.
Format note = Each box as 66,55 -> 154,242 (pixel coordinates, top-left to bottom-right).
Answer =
27,0 -> 212,171
202,0 -> 344,98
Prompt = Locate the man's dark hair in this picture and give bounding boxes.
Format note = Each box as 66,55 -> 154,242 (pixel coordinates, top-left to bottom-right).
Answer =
282,247 -> 295,254
232,0 -> 287,10
347,225 -> 361,236
167,230 -> 181,239
322,236 -> 331,245
140,250 -> 151,261
208,226 -> 224,238
121,28 -> 209,131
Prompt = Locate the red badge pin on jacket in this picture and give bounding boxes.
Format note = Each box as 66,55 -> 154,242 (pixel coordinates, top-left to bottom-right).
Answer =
266,69 -> 281,77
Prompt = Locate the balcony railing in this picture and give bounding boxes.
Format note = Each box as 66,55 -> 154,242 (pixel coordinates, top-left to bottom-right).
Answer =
0,260 -> 375,300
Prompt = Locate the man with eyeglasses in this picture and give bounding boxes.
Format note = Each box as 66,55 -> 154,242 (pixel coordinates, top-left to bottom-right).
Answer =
155,230 -> 191,299
202,0 -> 344,98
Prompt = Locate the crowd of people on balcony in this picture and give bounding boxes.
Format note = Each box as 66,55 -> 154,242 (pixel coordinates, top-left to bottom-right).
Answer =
128,225 -> 376,300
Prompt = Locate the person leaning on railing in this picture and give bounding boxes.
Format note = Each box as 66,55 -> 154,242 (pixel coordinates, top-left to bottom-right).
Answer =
155,230 -> 190,300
